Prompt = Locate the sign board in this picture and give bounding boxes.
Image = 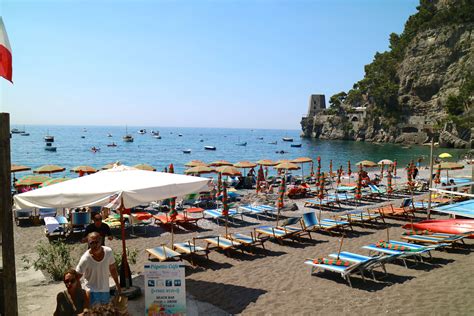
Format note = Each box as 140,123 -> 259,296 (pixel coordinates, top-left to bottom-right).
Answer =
144,262 -> 186,315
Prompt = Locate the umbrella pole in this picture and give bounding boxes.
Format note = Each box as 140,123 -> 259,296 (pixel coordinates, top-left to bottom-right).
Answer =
337,235 -> 345,260
119,197 -> 131,289
171,222 -> 174,247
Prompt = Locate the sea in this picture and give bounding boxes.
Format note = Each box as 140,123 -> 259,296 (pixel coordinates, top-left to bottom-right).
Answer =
10,125 -> 468,177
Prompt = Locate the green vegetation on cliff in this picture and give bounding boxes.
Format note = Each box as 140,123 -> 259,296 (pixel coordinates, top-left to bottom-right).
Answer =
340,0 -> 474,117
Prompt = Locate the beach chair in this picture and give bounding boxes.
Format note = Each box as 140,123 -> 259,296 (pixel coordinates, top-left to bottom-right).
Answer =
302,212 -> 351,235
44,216 -> 69,239
173,238 -> 209,265
203,208 -> 242,225
129,213 -> 153,235
70,211 -> 91,234
362,240 -> 443,268
367,184 -> 387,200
378,198 -> 415,218
304,256 -> 381,287
146,245 -> 182,262
238,204 -> 277,219
38,208 -> 57,219
327,251 -> 397,280
226,232 -> 266,250
254,224 -> 300,244
14,208 -> 33,225
276,217 -> 312,240
338,209 -> 384,227
401,231 -> 469,247
203,236 -> 243,254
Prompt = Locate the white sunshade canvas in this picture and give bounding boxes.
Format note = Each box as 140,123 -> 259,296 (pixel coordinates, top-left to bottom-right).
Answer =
14,165 -> 211,210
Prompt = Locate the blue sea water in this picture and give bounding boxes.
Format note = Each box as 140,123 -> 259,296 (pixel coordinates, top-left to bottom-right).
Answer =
10,125 -> 467,177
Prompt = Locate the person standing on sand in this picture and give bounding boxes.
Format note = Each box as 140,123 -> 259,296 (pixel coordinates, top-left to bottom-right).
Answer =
82,212 -> 113,246
76,232 -> 121,306
54,269 -> 89,315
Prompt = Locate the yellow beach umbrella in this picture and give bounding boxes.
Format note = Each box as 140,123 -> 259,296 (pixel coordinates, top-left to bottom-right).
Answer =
216,166 -> 242,176
71,165 -> 97,174
11,164 -> 31,173
209,160 -> 233,167
33,164 -> 66,175
233,161 -> 257,169
274,162 -> 300,171
291,157 -> 313,180
438,153 -> 452,159
433,162 -> 464,182
184,160 -> 207,167
184,166 -> 215,175
356,160 -> 378,168
256,159 -> 278,166
101,161 -> 122,170
15,175 -> 51,187
133,164 -> 156,171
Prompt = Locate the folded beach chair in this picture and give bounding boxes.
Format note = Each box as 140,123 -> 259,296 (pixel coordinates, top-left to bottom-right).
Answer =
367,184 -> 387,200
203,208 -> 242,225
302,212 -> 351,235
146,245 -> 182,262
378,198 -> 415,218
338,209 -> 384,226
173,238 -> 209,265
254,224 -> 301,244
304,256 -> 380,287
203,236 -> 242,254
226,232 -> 266,249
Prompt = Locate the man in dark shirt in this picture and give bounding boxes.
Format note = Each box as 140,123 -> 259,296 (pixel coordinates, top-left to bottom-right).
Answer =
82,213 -> 112,246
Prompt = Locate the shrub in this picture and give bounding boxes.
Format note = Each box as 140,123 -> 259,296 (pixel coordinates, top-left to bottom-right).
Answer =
113,248 -> 138,268
22,240 -> 73,281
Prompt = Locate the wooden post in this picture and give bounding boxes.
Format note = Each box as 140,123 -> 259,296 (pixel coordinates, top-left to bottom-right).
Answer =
0,113 -> 18,315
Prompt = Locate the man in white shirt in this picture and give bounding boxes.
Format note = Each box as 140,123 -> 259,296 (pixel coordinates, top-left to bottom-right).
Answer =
76,232 -> 121,306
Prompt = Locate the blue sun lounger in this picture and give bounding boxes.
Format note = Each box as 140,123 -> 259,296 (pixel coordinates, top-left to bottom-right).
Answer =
304,256 -> 381,287
203,236 -> 242,253
238,204 -> 276,219
203,208 -> 241,225
302,212 -> 351,235
173,239 -> 209,265
328,251 -> 397,279
227,232 -> 266,249
338,209 -> 384,226
401,232 -> 468,246
146,245 -> 182,262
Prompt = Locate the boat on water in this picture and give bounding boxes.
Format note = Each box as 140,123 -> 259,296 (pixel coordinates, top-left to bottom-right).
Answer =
204,146 -> 216,151
268,141 -> 277,145
81,135 -> 85,139
282,137 -> 293,142
290,144 -> 302,148
199,139 -> 204,142
151,130 -> 161,139
153,135 -> 162,139
183,149 -> 192,154
107,133 -> 113,137
11,128 -> 23,134
403,219 -> 474,238
138,129 -> 147,134
178,134 -> 183,137
107,143 -> 117,147
20,132 -> 30,136
45,142 -> 57,152
123,126 -> 134,142
235,142 -> 247,146
257,137 -> 264,140
44,135 -> 54,142
91,146 -> 100,153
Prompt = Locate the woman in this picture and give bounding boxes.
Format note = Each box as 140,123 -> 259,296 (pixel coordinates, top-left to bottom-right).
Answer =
54,269 -> 89,316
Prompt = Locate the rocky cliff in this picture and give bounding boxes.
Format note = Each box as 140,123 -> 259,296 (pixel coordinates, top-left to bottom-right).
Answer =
301,0 -> 474,148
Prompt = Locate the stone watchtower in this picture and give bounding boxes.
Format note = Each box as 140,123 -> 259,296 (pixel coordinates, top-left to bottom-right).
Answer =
307,94 -> 326,116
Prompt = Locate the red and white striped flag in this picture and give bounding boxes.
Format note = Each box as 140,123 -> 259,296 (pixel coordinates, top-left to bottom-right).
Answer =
0,17 -> 13,83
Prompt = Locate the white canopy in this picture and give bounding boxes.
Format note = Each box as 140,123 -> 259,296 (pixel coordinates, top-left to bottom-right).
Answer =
14,165 -> 211,209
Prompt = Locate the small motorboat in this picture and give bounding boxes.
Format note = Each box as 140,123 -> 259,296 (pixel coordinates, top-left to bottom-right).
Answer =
20,132 -> 30,136
199,139 -> 204,142
235,142 -> 247,146
257,137 -> 264,140
204,146 -> 216,151
107,133 -> 113,137
282,137 -> 293,142
123,135 -> 134,142
83,128 -> 87,132
107,143 -> 117,147
91,146 -> 100,153
183,149 -> 192,154
276,150 -> 287,154
11,128 -> 22,134
268,141 -> 277,145
44,135 -> 54,142
290,144 -> 302,148
81,135 -> 85,139
45,142 -> 57,151
153,135 -> 162,139
138,129 -> 147,134
178,134 -> 183,137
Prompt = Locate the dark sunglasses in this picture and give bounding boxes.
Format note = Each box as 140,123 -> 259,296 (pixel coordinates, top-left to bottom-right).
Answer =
64,279 -> 76,285
88,240 -> 100,246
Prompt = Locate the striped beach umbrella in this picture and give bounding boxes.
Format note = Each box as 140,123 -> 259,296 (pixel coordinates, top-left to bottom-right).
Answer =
15,175 -> 50,187
406,161 -> 414,191
380,162 -> 384,180
256,165 -> 265,193
329,160 -> 333,177
347,161 -> 352,178
222,182 -> 230,235
355,167 -> 362,201
393,160 -> 397,176
336,166 -> 342,187
318,174 -> 325,201
276,177 -> 286,226
434,164 -> 441,184
168,164 -> 177,221
216,172 -> 223,197
387,167 -> 393,194
33,164 -> 65,175
310,161 -> 314,177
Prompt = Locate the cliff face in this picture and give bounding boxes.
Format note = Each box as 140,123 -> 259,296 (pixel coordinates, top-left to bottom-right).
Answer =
301,0 -> 474,148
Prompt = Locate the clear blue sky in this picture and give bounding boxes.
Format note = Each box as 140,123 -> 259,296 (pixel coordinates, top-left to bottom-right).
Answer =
0,0 -> 419,129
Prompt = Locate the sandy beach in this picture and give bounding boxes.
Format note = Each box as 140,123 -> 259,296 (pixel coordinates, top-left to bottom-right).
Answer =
14,164 -> 474,315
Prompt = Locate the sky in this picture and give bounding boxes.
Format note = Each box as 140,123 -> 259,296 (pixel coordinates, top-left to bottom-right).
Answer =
0,0 -> 419,129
